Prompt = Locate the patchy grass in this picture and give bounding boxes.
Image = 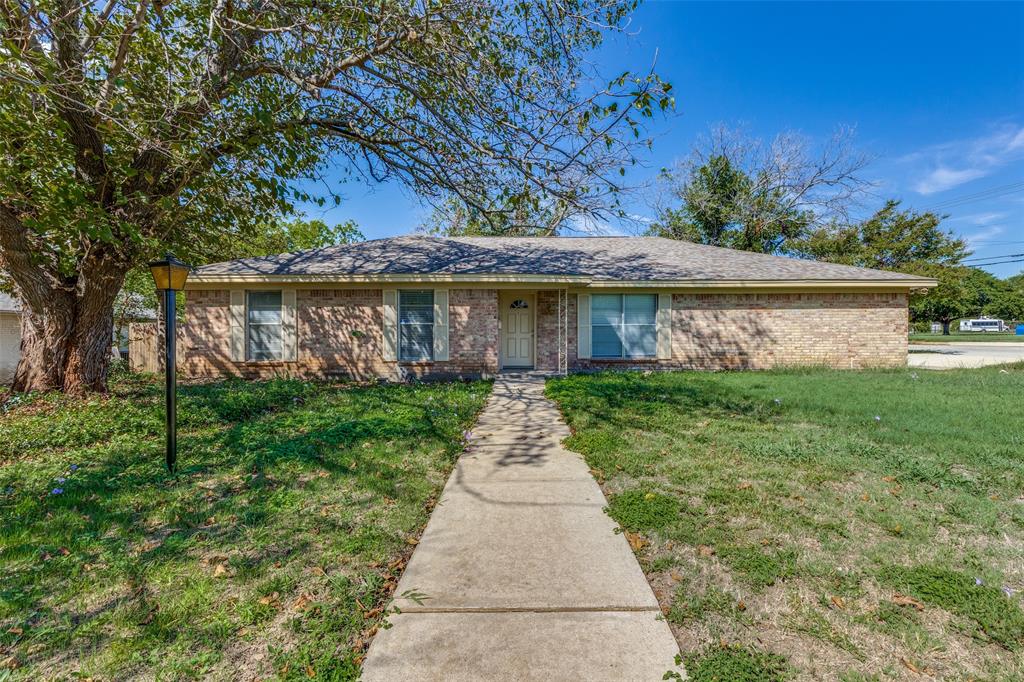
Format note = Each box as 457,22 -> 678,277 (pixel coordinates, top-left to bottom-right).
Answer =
681,644 -> 791,682
548,366 -> 1024,681
909,333 -> 1023,343
0,374 -> 490,680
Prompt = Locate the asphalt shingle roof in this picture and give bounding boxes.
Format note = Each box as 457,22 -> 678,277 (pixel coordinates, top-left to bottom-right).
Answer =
193,236 -> 928,283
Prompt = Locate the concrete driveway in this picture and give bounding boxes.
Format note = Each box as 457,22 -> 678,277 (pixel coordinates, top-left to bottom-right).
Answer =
909,342 -> 1024,369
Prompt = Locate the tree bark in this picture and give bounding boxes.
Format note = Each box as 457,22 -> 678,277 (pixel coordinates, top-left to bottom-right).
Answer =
942,319 -> 951,335
7,247 -> 128,395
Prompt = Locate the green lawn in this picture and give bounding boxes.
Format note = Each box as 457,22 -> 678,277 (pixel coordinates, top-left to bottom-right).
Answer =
0,374 -> 490,680
910,332 -> 1023,343
548,366 -> 1024,682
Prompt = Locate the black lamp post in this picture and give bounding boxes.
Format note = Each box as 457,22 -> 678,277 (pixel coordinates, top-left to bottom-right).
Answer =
148,253 -> 192,473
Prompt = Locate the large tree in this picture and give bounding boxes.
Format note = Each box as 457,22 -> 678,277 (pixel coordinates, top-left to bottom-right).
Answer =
650,125 -> 872,253
795,200 -> 968,270
0,0 -> 669,394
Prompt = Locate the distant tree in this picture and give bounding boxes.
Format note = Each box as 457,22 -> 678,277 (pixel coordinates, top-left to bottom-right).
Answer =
246,218 -> 363,256
909,264 -> 973,335
0,0 -> 669,394
420,196 -> 574,237
650,126 -> 872,253
795,200 -> 968,269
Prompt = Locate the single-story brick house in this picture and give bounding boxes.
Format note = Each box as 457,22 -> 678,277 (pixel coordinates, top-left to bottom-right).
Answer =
181,236 -> 935,380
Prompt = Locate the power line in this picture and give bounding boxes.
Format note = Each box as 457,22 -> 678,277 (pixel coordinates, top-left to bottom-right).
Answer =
968,258 -> 1024,268
923,181 -> 1024,212
963,252 -> 1024,262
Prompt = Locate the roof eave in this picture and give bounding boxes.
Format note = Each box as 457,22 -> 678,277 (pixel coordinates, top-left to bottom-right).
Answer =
186,273 -> 938,290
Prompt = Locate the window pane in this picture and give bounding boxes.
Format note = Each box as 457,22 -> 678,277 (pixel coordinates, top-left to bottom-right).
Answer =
591,294 -> 622,326
623,324 -> 656,358
624,295 -> 656,325
248,291 -> 282,361
592,325 -> 624,358
401,323 -> 433,361
400,291 -> 434,361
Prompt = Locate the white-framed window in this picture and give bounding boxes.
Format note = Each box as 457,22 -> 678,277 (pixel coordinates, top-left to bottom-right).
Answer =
399,290 -> 434,361
247,290 -> 283,361
591,294 -> 657,358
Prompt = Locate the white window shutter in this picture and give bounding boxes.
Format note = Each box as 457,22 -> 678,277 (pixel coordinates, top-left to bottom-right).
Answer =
657,293 -> 672,359
230,289 -> 245,362
282,289 -> 298,361
382,289 -> 398,361
433,289 -> 449,362
577,293 -> 591,359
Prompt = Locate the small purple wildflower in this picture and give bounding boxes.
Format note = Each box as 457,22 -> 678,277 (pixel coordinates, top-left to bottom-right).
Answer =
463,430 -> 473,441
975,577 -> 984,586
69,464 -> 79,471
50,488 -> 64,495
874,415 -> 882,423
55,477 -> 67,484
1002,585 -> 1015,598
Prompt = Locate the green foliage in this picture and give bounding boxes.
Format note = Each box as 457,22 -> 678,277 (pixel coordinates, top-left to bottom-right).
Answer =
606,489 -> 680,531
650,127 -> 869,254
879,565 -> 1024,650
241,218 -> 363,258
651,154 -> 811,253
796,200 -> 967,269
682,644 -> 791,682
0,376 -> 490,679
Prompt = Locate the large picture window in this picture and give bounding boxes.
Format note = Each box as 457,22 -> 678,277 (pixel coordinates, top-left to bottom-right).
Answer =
247,290 -> 283,361
399,290 -> 434,361
591,294 -> 657,358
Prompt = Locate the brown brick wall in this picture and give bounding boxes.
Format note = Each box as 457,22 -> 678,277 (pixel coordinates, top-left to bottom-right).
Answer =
563,291 -> 908,371
535,290 -> 562,371
183,287 -> 908,380
181,288 -> 500,380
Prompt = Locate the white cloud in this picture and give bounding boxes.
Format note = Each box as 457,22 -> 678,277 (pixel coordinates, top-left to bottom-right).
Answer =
907,123 -> 1024,195
954,211 -> 1009,226
913,167 -> 987,195
965,225 -> 1005,247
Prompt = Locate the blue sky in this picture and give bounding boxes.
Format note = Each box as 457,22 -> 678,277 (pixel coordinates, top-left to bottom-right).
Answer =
298,1 -> 1024,278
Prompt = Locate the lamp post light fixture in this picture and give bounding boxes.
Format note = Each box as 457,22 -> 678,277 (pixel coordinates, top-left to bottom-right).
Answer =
148,253 -> 192,473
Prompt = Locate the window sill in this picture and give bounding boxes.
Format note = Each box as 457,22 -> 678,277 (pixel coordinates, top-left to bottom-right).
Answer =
399,360 -> 435,366
587,357 -> 659,363
240,360 -> 293,366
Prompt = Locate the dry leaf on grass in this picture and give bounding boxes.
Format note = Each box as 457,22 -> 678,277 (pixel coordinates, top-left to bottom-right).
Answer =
624,532 -> 648,552
669,570 -> 683,582
697,545 -> 715,557
831,596 -> 845,610
258,592 -> 280,607
893,593 -> 925,611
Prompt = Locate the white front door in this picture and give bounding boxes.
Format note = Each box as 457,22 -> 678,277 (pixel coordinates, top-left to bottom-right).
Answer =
503,296 -> 534,368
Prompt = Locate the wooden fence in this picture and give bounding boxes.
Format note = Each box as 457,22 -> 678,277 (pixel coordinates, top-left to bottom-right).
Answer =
129,322 -> 187,373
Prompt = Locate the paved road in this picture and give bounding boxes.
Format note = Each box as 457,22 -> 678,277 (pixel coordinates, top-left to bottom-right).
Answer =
363,375 -> 682,681
909,342 -> 1024,369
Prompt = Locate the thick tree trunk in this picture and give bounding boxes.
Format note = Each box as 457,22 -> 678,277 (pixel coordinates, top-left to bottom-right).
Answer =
12,303 -> 74,392
941,319 -> 951,335
11,256 -> 128,395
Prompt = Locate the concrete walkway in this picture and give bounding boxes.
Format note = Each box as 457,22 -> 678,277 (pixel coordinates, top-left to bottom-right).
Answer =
363,375 -> 681,681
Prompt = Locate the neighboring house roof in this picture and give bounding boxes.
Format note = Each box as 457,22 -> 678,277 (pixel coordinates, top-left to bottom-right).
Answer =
191,236 -> 936,287
0,292 -> 21,314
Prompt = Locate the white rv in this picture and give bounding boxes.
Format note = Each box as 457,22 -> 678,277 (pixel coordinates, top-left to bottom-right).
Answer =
959,318 -> 1008,332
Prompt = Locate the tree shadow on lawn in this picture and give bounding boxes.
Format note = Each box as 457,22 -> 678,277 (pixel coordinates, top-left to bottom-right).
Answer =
0,379 -> 484,675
